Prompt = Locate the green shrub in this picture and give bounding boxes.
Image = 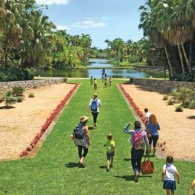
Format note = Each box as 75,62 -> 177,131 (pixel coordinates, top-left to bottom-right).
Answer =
163,95 -> 168,100
16,96 -> 24,102
12,86 -> 25,97
4,90 -> 16,107
175,105 -> 183,112
182,101 -> 190,108
167,99 -> 174,105
28,93 -> 34,98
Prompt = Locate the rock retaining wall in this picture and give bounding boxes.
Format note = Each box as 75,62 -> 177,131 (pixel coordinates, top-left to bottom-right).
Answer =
0,78 -> 66,97
129,78 -> 195,93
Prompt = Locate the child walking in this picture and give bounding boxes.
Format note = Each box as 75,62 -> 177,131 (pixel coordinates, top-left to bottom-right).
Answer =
104,133 -> 115,172
161,156 -> 180,195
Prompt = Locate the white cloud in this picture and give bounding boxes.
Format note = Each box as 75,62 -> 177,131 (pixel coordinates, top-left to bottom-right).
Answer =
72,19 -> 105,29
35,0 -> 69,5
56,25 -> 71,31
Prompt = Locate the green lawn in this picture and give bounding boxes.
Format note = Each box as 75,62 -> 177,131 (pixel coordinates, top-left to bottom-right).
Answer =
0,79 -> 194,195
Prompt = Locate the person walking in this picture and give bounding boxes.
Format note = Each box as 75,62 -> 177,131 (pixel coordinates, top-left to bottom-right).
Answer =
93,78 -> 97,90
88,93 -> 102,129
71,116 -> 90,167
161,156 -> 180,195
123,120 -> 150,182
104,133 -> 115,172
190,179 -> 195,195
146,114 -> 160,157
144,108 -> 151,125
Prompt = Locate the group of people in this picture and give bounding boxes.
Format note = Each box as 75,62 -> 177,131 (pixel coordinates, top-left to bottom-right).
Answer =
71,94 -> 194,194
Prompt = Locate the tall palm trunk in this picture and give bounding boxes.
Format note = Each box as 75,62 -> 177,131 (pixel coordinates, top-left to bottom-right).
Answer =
177,45 -> 185,76
164,46 -> 173,79
181,44 -> 191,73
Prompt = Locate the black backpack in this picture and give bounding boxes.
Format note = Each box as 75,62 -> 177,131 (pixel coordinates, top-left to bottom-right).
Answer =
73,123 -> 85,139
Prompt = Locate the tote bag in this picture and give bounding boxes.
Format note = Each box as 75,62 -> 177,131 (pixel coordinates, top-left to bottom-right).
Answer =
140,156 -> 154,175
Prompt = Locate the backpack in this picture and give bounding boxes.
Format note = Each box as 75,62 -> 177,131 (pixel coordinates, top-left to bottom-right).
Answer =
73,123 -> 85,139
133,130 -> 145,150
91,99 -> 98,112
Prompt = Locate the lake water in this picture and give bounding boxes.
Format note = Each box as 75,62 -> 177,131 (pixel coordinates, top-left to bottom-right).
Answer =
35,59 -> 166,79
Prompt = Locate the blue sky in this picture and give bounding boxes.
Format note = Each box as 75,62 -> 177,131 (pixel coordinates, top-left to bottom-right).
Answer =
35,0 -> 146,49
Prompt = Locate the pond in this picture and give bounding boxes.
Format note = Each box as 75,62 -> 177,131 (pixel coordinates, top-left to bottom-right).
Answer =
34,59 -> 166,79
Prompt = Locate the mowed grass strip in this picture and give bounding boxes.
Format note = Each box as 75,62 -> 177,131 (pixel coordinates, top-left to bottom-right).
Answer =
0,79 -> 194,195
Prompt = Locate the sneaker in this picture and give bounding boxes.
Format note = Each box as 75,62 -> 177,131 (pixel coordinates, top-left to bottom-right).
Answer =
106,167 -> 110,172
134,172 -> 139,182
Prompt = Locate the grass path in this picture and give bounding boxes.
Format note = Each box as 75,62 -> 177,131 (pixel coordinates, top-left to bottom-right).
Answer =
0,79 -> 194,194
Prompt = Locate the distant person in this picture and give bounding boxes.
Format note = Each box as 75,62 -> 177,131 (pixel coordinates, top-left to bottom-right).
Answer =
144,108 -> 151,125
123,121 -> 150,182
104,133 -> 115,172
146,114 -> 160,157
90,76 -> 93,85
161,156 -> 180,195
104,77 -> 108,87
190,179 -> 195,195
109,76 -> 112,86
93,78 -> 97,90
88,93 -> 102,129
71,116 -> 90,167
101,68 -> 105,76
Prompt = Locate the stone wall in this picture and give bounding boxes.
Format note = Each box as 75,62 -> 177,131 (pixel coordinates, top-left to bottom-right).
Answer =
0,78 -> 66,97
129,78 -> 195,93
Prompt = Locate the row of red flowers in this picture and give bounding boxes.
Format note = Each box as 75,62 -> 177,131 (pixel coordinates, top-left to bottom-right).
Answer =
19,84 -> 79,157
119,84 -> 146,124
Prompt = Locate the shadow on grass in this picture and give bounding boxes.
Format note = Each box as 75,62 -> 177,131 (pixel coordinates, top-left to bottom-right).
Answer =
65,162 -> 80,168
114,174 -> 153,182
124,158 -> 131,161
99,165 -> 106,169
65,162 -> 86,169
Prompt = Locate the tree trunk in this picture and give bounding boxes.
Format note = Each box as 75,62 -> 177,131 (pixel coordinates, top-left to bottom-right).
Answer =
164,46 -> 173,79
181,44 -> 191,73
177,45 -> 185,76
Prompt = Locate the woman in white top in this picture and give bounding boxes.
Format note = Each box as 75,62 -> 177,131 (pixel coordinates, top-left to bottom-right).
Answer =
88,93 -> 102,129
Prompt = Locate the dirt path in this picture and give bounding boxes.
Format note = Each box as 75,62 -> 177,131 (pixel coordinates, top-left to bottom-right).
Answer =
121,84 -> 195,162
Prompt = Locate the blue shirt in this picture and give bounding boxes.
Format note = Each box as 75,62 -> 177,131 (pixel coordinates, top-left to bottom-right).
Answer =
146,123 -> 160,136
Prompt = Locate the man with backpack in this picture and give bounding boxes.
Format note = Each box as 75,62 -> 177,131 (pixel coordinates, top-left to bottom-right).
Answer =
123,120 -> 150,182
88,93 -> 102,129
71,116 -> 90,167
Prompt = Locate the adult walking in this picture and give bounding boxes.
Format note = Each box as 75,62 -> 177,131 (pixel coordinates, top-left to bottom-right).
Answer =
72,116 -> 90,167
144,108 -> 151,125
88,93 -> 102,129
124,121 -> 150,182
146,114 -> 160,157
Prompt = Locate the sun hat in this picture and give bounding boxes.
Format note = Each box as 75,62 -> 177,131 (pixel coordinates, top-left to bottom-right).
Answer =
94,93 -> 97,97
80,116 -> 89,122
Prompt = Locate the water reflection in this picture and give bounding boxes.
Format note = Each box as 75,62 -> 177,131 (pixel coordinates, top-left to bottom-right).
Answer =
34,59 -> 166,79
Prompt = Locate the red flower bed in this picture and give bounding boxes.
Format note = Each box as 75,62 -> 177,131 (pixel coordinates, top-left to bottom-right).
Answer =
19,84 -> 79,157
119,84 -> 146,124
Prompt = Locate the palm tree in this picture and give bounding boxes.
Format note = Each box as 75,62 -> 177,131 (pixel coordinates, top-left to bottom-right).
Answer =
139,1 -> 174,78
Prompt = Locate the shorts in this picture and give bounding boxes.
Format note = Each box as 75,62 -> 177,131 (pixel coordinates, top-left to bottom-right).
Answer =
163,180 -> 176,191
149,135 -> 159,147
106,152 -> 114,160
